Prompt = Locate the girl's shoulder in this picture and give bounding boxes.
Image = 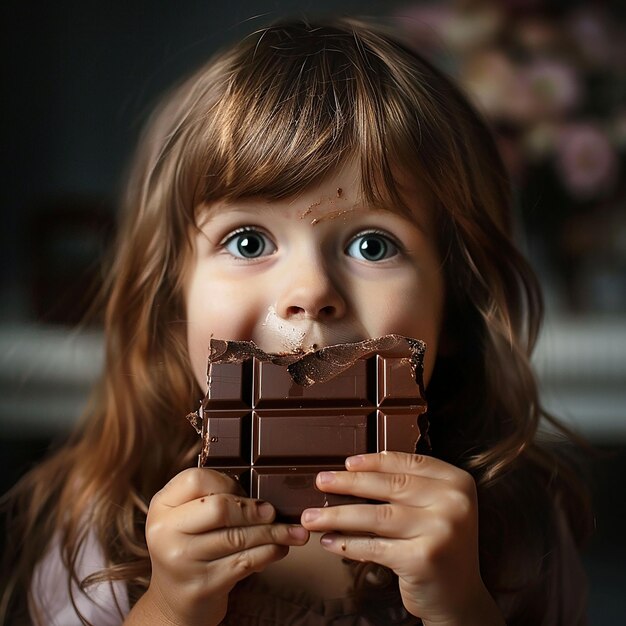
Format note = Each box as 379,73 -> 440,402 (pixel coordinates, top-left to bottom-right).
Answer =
31,524 -> 129,626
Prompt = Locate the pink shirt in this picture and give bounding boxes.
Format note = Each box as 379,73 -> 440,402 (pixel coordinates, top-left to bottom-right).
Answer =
31,529 -> 128,626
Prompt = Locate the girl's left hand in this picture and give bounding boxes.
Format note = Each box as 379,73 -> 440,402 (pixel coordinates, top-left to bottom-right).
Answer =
300,451 -> 505,626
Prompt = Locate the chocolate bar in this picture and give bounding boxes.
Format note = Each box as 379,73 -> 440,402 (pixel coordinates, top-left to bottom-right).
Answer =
187,335 -> 427,522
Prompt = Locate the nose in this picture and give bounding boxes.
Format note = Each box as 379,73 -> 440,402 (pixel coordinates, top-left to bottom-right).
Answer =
275,258 -> 347,321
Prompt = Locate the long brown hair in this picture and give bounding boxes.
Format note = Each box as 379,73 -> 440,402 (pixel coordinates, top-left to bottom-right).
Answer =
1,17 -> 592,625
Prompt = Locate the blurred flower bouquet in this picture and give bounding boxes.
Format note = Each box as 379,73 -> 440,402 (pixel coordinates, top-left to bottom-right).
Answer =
397,0 -> 626,312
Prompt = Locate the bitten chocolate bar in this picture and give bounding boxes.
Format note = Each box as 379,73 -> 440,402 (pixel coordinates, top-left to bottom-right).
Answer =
187,335 -> 427,522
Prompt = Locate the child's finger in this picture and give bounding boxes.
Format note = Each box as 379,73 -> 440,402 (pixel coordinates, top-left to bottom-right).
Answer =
187,523 -> 309,562
301,502 -> 433,539
345,451 -> 458,481
316,532 -> 401,570
210,543 -> 292,592
168,494 -> 277,534
314,469 -> 440,506
154,467 -> 244,508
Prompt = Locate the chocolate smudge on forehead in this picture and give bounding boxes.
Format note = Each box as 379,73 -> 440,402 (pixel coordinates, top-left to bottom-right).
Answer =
310,207 -> 355,226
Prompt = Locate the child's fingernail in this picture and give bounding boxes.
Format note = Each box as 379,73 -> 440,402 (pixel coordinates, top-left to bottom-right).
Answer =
302,508 -> 321,523
288,526 -> 308,540
258,501 -> 274,519
346,455 -> 364,468
320,534 -> 336,547
317,471 -> 335,484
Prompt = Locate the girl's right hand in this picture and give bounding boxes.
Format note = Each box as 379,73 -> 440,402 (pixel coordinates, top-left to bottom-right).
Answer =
132,467 -> 309,626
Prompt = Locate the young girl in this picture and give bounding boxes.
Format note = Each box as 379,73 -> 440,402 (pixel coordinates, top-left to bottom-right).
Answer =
1,17 -> 592,626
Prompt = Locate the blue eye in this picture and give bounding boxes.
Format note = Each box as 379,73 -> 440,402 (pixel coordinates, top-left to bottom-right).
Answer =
223,229 -> 275,259
345,232 -> 398,262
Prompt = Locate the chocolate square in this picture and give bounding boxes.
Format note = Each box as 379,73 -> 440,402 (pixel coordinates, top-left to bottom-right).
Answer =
187,335 -> 427,522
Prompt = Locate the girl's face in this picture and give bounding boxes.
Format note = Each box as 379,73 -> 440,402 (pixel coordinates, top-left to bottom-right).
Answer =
185,162 -> 445,391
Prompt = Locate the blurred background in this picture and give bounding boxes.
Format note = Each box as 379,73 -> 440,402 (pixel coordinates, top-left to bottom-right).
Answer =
1,0 -> 625,622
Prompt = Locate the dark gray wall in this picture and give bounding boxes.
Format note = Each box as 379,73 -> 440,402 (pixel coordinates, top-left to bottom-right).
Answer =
1,0 -> 404,320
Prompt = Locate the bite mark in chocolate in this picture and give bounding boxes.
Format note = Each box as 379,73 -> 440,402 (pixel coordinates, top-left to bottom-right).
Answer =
186,335 -> 428,522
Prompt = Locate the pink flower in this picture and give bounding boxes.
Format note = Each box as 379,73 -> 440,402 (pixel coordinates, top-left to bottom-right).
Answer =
556,123 -> 618,197
523,59 -> 582,119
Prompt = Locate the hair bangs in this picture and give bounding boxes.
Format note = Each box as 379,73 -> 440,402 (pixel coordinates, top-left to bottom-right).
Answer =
192,21 -> 419,218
